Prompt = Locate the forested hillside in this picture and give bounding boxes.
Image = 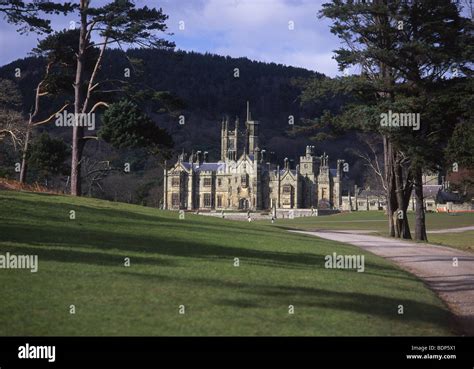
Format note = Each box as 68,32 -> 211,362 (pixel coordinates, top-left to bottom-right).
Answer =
0,49 -> 365,205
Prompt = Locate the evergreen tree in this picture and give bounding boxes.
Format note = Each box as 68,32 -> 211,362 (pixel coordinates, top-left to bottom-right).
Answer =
300,0 -> 472,239
0,0 -> 75,34
27,132 -> 69,185
70,0 -> 174,196
99,100 -> 173,155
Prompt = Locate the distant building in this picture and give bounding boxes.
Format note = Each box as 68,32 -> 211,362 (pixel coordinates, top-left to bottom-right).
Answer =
163,103 -> 349,211
341,186 -> 386,212
422,171 -> 441,186
340,181 -> 470,213
408,184 -> 467,212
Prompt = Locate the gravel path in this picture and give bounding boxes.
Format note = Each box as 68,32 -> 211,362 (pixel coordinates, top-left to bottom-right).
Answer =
291,230 -> 474,335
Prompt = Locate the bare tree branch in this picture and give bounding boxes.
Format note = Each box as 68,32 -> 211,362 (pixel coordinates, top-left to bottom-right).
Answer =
32,103 -> 69,126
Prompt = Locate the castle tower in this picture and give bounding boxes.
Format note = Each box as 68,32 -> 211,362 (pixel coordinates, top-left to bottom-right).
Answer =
233,116 -> 239,160
221,116 -> 239,161
333,159 -> 344,209
317,152 -> 331,208
220,117 -> 228,161
299,145 -> 317,176
299,145 -> 318,208
245,101 -> 259,156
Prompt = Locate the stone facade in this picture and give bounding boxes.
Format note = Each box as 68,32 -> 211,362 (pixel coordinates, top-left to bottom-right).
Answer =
163,106 -> 348,211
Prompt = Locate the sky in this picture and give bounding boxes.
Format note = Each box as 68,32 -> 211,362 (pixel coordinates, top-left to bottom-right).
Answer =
0,0 -> 343,77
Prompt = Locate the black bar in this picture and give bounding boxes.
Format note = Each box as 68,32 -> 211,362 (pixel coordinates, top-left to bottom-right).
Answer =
0,337 -> 473,369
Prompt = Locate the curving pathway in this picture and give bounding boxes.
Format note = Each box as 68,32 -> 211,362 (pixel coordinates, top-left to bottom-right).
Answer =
290,230 -> 474,335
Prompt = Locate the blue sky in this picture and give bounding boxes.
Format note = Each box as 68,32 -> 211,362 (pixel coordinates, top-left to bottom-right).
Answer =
0,0 -> 344,76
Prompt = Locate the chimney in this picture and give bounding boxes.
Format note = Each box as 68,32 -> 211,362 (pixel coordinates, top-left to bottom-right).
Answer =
337,159 -> 344,177
254,147 -> 260,162
203,151 -> 209,163
221,117 -> 226,132
196,150 -> 203,164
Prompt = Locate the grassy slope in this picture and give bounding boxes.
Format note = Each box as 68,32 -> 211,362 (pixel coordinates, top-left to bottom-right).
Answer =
269,211 -> 474,252
0,191 -> 455,336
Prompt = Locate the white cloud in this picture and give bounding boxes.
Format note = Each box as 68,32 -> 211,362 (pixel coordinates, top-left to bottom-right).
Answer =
0,0 -> 342,76
163,0 -> 341,76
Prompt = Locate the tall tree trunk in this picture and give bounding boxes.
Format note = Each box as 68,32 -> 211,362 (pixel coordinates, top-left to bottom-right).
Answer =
414,166 -> 428,241
394,155 -> 412,239
383,135 -> 396,237
70,0 -> 88,196
19,123 -> 31,184
376,4 -> 397,238
71,126 -> 85,195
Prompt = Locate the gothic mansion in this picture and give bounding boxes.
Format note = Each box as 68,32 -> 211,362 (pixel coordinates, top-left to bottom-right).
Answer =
163,108 -> 348,211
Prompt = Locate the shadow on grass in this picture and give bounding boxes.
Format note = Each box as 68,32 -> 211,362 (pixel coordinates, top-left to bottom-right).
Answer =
0,244 -> 177,268
120,271 -> 454,332
1,196 -> 180,226
0,221 -> 417,280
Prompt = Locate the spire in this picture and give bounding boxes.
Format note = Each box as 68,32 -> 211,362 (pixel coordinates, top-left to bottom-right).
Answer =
243,129 -> 248,156
246,100 -> 251,121
322,152 -> 328,166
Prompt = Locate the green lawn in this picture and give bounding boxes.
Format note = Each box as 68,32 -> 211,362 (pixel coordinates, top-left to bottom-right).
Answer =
427,231 -> 474,253
268,211 -> 474,252
0,190 -> 457,336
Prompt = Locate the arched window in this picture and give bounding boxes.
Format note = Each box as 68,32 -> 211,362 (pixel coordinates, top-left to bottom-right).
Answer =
283,185 -> 292,194
171,193 -> 180,207
171,177 -> 180,187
